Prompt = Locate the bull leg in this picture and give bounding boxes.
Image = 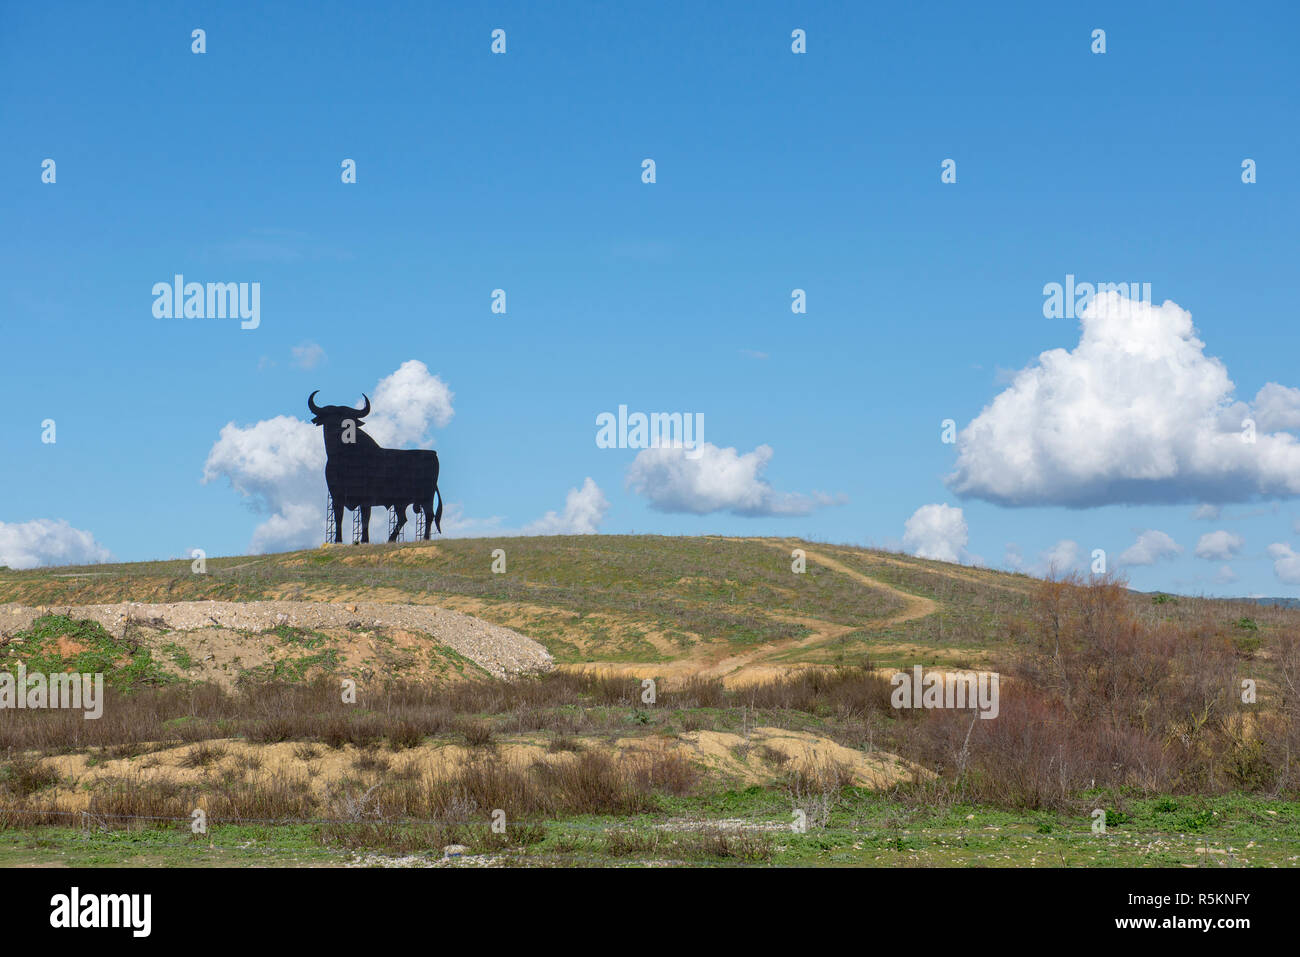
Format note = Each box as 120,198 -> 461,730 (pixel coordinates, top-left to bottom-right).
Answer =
360,505 -> 371,543
420,497 -> 435,540
333,497 -> 344,544
389,505 -> 407,543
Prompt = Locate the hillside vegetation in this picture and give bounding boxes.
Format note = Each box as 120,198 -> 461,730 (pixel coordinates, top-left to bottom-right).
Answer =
0,535 -> 1290,680
1,535 -> 1297,867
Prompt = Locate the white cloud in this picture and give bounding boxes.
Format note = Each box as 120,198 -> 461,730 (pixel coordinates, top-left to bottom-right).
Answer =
1005,538 -> 1080,576
438,480 -> 610,538
0,519 -> 113,570
1267,543 -> 1300,585
202,414 -> 325,552
1192,504 -> 1220,520
625,442 -> 838,517
1040,539 -> 1081,575
947,292 -> 1300,506
522,478 -> 610,535
1118,529 -> 1182,567
202,362 -> 454,552
903,504 -> 968,563
1253,383 -> 1300,432
363,360 -> 455,447
1194,530 -> 1245,561
203,361 -> 605,549
436,503 -> 505,538
291,341 -> 326,370
1215,565 -> 1238,584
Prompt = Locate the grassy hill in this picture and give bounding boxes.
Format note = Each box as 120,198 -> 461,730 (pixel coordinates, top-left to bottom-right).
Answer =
1,534 -> 1289,678
1,535 -> 1297,868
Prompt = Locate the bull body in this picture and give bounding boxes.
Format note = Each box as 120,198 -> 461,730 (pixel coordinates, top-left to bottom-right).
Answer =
309,391 -> 444,543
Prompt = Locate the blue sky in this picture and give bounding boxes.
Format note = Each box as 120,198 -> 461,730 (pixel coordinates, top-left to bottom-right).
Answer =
3,1 -> 1300,597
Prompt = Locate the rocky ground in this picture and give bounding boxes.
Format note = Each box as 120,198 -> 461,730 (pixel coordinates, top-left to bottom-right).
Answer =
0,600 -> 553,682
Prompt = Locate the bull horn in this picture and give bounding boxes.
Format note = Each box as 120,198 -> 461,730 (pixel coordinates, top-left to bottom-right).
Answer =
307,391 -> 323,415
354,394 -> 371,417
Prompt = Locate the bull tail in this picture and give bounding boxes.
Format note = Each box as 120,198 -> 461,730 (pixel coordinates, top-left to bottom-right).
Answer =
433,484 -> 443,534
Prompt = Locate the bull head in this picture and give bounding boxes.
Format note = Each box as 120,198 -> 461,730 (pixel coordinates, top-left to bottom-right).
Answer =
307,391 -> 371,425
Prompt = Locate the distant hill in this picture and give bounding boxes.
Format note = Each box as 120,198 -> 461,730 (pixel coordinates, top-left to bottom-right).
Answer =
1245,596 -> 1300,609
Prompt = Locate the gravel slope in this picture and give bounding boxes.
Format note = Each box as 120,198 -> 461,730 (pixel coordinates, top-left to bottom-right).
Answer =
0,600 -> 553,679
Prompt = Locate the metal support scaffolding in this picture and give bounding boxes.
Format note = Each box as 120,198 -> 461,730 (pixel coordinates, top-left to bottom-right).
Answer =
327,496 -> 427,545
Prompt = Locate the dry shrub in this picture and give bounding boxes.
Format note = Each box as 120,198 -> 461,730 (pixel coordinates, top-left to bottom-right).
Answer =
604,829 -> 661,857
740,666 -> 894,717
531,751 -> 656,815
675,828 -> 773,862
784,754 -> 853,829
893,574 -> 1297,807
0,752 -> 61,798
455,719 -> 495,748
87,775 -> 199,825
211,773 -> 318,821
179,742 -> 227,768
665,677 -> 726,709
626,748 -> 700,796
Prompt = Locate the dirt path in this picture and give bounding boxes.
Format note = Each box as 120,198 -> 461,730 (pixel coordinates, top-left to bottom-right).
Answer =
708,539 -> 937,682
561,538 -> 938,687
813,542 -> 1035,597
751,539 -> 938,624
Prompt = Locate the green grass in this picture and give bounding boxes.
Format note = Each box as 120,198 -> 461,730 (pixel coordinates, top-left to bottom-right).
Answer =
2,791 -> 1294,867
235,648 -> 341,685
0,537 -> 907,659
4,535 -> 1292,673
161,642 -> 193,670
1,614 -> 175,687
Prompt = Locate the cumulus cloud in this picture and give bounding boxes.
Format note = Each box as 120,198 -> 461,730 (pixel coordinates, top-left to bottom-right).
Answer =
202,414 -> 325,552
1268,543 -> 1300,585
1118,530 -> 1182,567
1040,539 -> 1081,575
1192,505 -> 1221,521
1253,383 -> 1300,432
363,360 -> 455,448
0,519 -> 113,570
202,361 -> 454,552
1005,538 -> 1080,576
903,504 -> 968,563
1194,530 -> 1245,561
522,478 -> 610,535
625,442 -> 838,517
1215,565 -> 1238,584
436,480 -> 610,538
203,360 -> 605,548
947,293 -> 1300,507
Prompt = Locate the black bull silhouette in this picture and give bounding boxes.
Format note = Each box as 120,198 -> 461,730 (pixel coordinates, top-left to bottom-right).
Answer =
308,391 -> 444,543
